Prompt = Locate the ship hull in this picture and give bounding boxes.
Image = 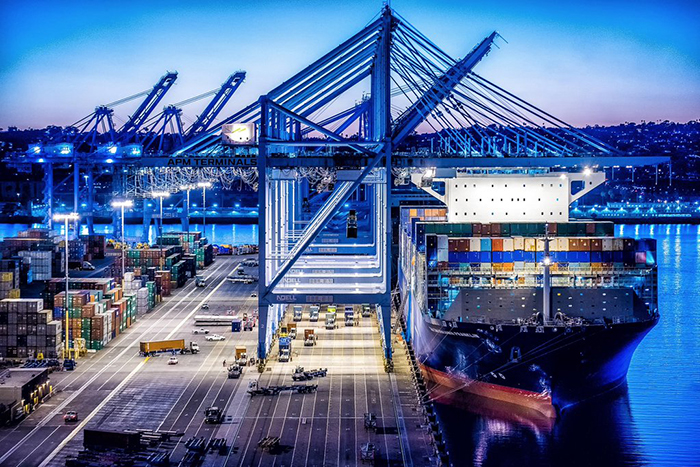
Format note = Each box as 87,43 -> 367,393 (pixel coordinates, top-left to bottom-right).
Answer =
410,308 -> 658,418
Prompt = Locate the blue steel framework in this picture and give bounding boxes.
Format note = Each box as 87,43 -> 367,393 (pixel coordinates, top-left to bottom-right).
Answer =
4,7 -> 671,365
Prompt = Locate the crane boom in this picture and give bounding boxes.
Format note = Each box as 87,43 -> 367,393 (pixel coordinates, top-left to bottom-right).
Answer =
119,71 -> 178,140
391,32 -> 498,146
185,71 -> 245,139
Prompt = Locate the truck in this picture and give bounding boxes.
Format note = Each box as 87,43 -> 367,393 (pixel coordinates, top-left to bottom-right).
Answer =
325,311 -> 337,330
362,303 -> 371,317
288,322 -> 298,339
279,337 -> 292,362
231,319 -> 242,332
69,260 -> 95,271
344,306 -> 355,326
304,329 -> 316,346
309,305 -> 320,322
139,339 -> 186,355
293,305 -> 303,322
204,406 -> 223,424
235,346 -> 248,366
196,275 -> 206,287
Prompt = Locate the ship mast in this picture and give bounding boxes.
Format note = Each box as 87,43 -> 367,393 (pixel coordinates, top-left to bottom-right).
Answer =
543,223 -> 552,323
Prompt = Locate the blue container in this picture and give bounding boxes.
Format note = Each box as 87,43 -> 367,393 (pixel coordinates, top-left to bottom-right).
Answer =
591,251 -> 603,262
492,251 -> 504,263
513,250 -> 525,261
524,251 -> 536,262
602,251 -> 613,263
481,239 -> 492,251
231,320 -> 242,332
479,251 -> 491,262
579,251 -> 591,262
503,251 -> 514,262
613,251 -> 624,262
536,251 -> 545,262
468,252 -> 480,262
448,251 -> 459,262
458,252 -> 469,263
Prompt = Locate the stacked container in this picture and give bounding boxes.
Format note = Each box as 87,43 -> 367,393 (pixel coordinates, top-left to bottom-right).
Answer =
18,250 -> 52,281
0,298 -> 63,359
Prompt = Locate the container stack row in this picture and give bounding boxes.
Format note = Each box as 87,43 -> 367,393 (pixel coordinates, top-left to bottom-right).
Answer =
415,221 -> 616,251
18,250 -> 52,281
0,298 -> 63,359
427,234 -> 657,274
80,234 -> 106,259
53,289 -> 137,351
0,259 -> 21,299
156,232 -> 202,253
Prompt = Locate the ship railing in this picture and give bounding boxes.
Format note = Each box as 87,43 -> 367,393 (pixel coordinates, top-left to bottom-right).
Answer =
436,315 -> 643,327
432,263 -> 655,276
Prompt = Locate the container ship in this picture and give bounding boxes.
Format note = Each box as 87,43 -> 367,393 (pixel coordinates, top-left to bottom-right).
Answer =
398,170 -> 658,418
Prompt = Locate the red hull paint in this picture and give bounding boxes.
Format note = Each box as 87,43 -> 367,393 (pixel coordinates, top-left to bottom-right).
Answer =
421,365 -> 557,419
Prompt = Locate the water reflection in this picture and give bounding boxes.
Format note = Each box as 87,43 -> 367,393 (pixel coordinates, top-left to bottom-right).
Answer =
437,387 -> 645,467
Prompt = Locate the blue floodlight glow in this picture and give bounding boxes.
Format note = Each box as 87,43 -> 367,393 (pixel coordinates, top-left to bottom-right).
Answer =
213,203 -> 218,208
108,146 -> 117,154
235,203 -> 240,208
81,203 -> 87,207
37,158 -> 45,163
106,158 -> 114,164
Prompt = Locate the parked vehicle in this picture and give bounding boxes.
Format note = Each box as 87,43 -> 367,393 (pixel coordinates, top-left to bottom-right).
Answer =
362,304 -> 371,317
279,337 -> 292,362
205,334 -> 226,342
139,339 -> 186,355
63,359 -> 77,371
228,364 -> 242,379
235,346 -> 248,366
325,311 -> 337,330
168,356 -> 179,365
309,305 -> 320,322
201,303 -> 209,310
204,407 -> 223,424
345,306 -> 355,326
196,275 -> 206,287
304,329 -> 316,346
193,328 -> 210,335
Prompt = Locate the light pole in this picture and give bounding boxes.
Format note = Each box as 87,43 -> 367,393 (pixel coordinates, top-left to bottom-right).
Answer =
180,184 -> 195,237
111,200 -> 133,283
197,182 -> 212,239
53,212 -> 79,360
152,192 -> 170,270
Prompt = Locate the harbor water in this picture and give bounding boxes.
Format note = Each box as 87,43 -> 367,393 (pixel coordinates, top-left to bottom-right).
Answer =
436,224 -> 700,467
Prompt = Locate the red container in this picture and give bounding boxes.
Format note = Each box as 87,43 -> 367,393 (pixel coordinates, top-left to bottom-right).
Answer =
492,238 -> 504,252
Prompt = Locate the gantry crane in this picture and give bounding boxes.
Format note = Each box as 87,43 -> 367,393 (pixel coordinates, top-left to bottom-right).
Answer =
141,72 -> 246,153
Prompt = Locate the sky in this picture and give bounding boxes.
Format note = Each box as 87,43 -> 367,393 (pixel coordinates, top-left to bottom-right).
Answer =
0,0 -> 698,130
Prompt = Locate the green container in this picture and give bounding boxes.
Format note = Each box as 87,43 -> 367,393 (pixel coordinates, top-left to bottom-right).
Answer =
501,223 -> 510,236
